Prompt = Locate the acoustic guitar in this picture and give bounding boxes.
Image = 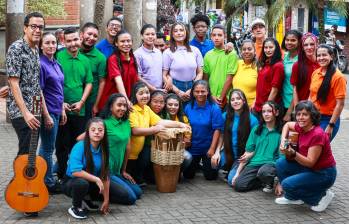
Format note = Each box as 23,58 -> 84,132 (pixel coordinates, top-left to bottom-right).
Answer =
5,95 -> 49,212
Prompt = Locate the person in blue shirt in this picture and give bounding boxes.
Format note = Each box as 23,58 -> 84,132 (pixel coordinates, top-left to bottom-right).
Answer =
189,14 -> 214,57
183,80 -> 224,180
96,17 -> 122,58
63,117 -> 118,219
211,89 -> 259,185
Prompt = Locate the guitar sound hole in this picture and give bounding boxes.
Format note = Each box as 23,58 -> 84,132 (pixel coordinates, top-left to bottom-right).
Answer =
25,167 -> 36,178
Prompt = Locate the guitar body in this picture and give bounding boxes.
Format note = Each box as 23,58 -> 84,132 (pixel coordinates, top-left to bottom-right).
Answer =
5,154 -> 49,212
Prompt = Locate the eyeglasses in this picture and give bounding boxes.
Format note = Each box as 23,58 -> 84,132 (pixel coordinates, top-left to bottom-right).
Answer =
28,24 -> 45,31
109,24 -> 122,28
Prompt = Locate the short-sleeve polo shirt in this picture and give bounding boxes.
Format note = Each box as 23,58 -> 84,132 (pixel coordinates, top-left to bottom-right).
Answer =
80,47 -> 107,103
129,104 -> 161,159
104,116 -> 131,175
56,49 -> 93,116
190,37 -> 214,57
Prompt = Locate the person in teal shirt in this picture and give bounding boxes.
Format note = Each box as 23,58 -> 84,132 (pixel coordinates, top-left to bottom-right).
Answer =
203,24 -> 238,109
232,101 -> 282,193
100,93 -> 142,204
281,30 -> 302,121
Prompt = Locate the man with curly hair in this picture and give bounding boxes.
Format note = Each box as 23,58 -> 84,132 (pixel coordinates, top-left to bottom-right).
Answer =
190,14 -> 214,57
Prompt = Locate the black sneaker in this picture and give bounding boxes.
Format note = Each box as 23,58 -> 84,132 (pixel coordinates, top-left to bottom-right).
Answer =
48,182 -> 62,195
68,206 -> 87,219
23,212 -> 38,217
82,200 -> 99,211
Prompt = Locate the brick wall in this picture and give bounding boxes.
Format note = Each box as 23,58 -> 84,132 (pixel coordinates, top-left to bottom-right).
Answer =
45,0 -> 80,27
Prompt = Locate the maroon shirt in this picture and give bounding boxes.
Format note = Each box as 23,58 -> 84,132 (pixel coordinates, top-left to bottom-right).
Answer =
295,123 -> 336,170
254,61 -> 284,112
290,58 -> 319,101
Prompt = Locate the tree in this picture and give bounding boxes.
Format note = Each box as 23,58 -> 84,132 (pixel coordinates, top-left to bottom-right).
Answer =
124,0 -> 143,48
157,0 -> 176,31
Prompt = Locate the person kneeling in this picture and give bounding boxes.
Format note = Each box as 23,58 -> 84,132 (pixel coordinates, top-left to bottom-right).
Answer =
63,118 -> 111,219
232,101 -> 281,192
275,101 -> 336,212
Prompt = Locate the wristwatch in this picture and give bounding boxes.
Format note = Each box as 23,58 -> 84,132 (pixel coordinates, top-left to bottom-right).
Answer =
328,122 -> 335,128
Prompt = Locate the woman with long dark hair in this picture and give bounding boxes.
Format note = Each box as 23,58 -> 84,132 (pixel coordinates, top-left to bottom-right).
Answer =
63,118 -> 110,219
253,38 -> 284,114
162,22 -> 203,102
98,30 -> 139,110
309,44 -> 346,141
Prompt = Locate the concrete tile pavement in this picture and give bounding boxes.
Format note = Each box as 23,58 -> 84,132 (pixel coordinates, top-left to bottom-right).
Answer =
0,98 -> 349,223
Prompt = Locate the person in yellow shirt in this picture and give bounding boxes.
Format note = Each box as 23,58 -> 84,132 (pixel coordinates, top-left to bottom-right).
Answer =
232,40 -> 258,107
127,82 -> 189,186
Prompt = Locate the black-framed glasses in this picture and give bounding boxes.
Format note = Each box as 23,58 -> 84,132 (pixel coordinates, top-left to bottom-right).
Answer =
109,24 -> 121,28
28,24 -> 45,31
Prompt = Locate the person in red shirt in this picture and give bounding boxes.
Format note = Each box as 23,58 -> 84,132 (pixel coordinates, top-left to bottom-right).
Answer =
253,38 -> 284,114
98,30 -> 139,110
275,101 -> 336,212
290,33 -> 319,105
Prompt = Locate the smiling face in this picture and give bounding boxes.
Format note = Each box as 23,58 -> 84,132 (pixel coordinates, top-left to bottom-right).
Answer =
303,37 -> 317,58
193,84 -> 208,104
41,34 -> 57,58
24,17 -> 45,46
166,98 -> 180,117
261,103 -> 277,124
264,41 -> 276,58
296,108 -> 312,129
285,34 -> 299,52
241,41 -> 255,63
88,121 -> 105,144
150,94 -> 165,114
64,32 -> 81,54
81,27 -> 99,48
136,87 -> 150,106
116,33 -> 132,54
317,47 -> 333,68
111,97 -> 127,119
142,27 -> 156,47
252,24 -> 266,41
107,19 -> 122,37
230,92 -> 244,112
172,24 -> 186,43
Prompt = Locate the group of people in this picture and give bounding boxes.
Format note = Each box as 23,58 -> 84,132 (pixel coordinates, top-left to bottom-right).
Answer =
1,11 -> 346,219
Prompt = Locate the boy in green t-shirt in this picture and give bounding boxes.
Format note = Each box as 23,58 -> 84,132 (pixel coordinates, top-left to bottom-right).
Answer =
203,24 -> 238,108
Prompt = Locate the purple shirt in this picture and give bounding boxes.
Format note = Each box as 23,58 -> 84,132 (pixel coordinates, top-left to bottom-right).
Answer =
40,54 -> 64,115
162,46 -> 203,82
134,45 -> 163,88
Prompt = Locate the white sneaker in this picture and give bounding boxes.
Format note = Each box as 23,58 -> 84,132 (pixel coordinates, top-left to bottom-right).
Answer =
262,185 -> 273,193
311,190 -> 334,212
275,196 -> 304,205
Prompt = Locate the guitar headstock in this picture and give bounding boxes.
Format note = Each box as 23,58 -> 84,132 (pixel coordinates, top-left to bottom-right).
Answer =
32,95 -> 42,117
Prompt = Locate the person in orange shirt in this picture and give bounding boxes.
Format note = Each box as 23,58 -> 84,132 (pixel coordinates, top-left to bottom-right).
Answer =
250,18 -> 266,60
309,44 -> 347,141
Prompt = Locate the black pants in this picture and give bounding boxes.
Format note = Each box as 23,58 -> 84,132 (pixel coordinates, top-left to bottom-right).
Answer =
126,145 -> 152,184
63,177 -> 132,208
56,115 -> 86,178
183,155 -> 218,180
234,164 -> 276,192
11,117 -> 35,156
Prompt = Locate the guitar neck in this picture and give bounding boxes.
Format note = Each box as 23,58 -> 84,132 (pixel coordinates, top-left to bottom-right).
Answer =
28,115 -> 40,168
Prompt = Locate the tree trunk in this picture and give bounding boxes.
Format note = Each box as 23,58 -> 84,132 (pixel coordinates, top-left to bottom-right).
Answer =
142,0 -> 157,26
6,0 -> 25,123
124,0 -> 143,48
318,0 -> 325,43
81,0 -> 96,26
94,0 -> 105,30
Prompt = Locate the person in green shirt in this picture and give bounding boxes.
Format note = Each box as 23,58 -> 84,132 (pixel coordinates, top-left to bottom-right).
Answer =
203,24 -> 238,109
55,27 -> 93,179
100,93 -> 142,204
232,101 -> 282,193
79,22 -> 107,118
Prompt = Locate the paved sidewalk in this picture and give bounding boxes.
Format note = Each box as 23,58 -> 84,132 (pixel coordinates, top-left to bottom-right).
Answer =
0,98 -> 349,223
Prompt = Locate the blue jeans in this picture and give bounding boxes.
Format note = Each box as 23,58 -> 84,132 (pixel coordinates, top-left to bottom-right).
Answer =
227,161 -> 239,186
319,114 -> 340,141
276,157 -> 336,206
110,175 -> 142,204
173,79 -> 194,92
39,113 -> 60,187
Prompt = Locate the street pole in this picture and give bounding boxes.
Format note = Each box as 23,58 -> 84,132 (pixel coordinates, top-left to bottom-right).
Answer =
142,0 -> 157,26
6,0 -> 25,123
124,0 -> 143,48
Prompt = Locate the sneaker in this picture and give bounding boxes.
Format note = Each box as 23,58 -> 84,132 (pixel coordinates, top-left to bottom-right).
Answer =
82,200 -> 99,211
68,206 -> 87,219
311,190 -> 334,212
23,212 -> 38,217
275,197 -> 304,205
262,184 -> 273,193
